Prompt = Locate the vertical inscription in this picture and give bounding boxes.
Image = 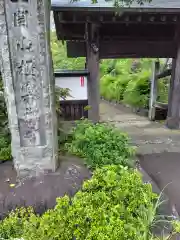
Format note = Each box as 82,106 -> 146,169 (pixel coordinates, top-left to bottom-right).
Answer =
14,8 -> 28,27
1,0 -> 57,173
16,58 -> 36,76
37,0 -> 46,60
16,37 -> 32,51
7,0 -> 46,147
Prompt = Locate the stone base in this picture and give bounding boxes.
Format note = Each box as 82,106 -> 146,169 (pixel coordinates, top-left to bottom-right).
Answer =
13,146 -> 58,178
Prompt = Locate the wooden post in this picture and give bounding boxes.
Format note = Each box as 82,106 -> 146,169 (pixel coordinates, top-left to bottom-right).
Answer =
166,59 -> 176,121
85,23 -> 100,123
149,61 -> 160,121
166,27 -> 180,129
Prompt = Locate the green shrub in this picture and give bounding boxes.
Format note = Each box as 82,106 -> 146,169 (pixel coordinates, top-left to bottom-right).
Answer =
100,59 -> 117,77
114,59 -> 133,75
0,79 -> 11,162
66,119 -> 135,169
100,74 -> 117,100
100,59 -> 157,109
0,165 -> 158,240
157,77 -> 169,103
0,207 -> 35,239
114,75 -> 131,101
123,70 -> 151,108
0,145 -> 11,161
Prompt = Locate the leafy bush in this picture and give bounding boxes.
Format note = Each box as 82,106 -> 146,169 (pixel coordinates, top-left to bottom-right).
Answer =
0,145 -> 11,161
123,70 -> 151,108
114,75 -> 131,101
66,119 -> 135,169
100,59 -> 152,108
0,207 -> 35,239
0,79 -> 11,161
100,58 -> 170,110
114,59 -> 133,75
100,59 -> 117,77
100,74 -> 117,100
157,77 -> 169,103
0,165 -> 158,240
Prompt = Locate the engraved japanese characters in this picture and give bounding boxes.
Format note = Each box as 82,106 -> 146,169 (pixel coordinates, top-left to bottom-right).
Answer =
8,0 -> 46,147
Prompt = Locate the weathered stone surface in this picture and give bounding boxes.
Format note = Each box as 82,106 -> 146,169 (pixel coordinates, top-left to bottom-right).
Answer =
0,0 -> 58,176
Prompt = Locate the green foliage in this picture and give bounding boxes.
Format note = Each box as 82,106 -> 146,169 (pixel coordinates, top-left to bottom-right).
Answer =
123,70 -> 151,108
157,77 -> 169,104
0,145 -> 11,161
114,59 -> 133,75
0,79 -> 11,161
100,59 -> 117,77
0,165 -> 158,240
100,74 -> 117,100
114,75 -> 131,101
0,207 -> 35,239
100,58 -> 169,109
83,0 -> 152,7
66,119 -> 135,169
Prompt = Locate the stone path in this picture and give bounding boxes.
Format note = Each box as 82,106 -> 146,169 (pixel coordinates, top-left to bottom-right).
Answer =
100,101 -> 180,215
100,101 -> 180,155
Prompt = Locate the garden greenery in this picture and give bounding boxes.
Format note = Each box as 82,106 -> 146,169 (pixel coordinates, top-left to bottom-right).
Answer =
1,164 -> 180,239
66,119 -> 135,169
100,59 -> 169,109
0,80 -> 11,161
82,0 -> 152,7
0,165 -> 158,240
0,8 -> 177,240
0,119 -> 180,239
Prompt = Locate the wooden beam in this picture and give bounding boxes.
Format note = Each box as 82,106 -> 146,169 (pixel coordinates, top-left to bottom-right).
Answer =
60,22 -> 175,41
67,40 -> 176,58
149,61 -> 160,121
53,11 -> 180,24
166,26 -> 180,129
156,68 -> 172,79
86,23 -> 100,123
101,41 -> 176,58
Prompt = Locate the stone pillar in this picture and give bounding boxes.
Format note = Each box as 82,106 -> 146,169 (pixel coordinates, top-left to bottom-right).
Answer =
0,0 -> 58,176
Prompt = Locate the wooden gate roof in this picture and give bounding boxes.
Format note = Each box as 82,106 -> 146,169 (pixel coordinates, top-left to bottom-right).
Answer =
51,0 -> 180,58
51,0 -> 180,10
